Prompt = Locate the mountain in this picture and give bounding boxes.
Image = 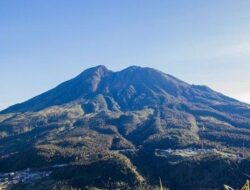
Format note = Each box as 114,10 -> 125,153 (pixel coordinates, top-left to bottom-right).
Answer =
1,65 -> 245,114
0,65 -> 250,190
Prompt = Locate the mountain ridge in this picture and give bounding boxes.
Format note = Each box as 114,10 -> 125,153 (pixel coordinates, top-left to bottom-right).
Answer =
1,65 -> 250,189
1,65 -> 245,114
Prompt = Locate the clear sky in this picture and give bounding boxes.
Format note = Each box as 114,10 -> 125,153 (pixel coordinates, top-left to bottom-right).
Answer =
1,0 -> 250,110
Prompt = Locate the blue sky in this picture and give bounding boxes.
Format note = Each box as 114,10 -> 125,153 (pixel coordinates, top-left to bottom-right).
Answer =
1,1 -> 250,110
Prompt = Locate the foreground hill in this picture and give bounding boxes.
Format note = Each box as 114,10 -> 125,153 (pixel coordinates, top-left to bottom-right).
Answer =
0,65 -> 250,189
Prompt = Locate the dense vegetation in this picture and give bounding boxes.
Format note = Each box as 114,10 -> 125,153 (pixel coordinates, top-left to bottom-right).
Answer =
1,66 -> 250,189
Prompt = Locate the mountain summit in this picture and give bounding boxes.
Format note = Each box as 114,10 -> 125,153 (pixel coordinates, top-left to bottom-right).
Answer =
1,65 -> 244,114
0,66 -> 250,189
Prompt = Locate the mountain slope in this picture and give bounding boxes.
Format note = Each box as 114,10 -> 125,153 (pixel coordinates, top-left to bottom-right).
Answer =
1,65 -> 248,113
1,65 -> 111,113
0,65 -> 250,189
